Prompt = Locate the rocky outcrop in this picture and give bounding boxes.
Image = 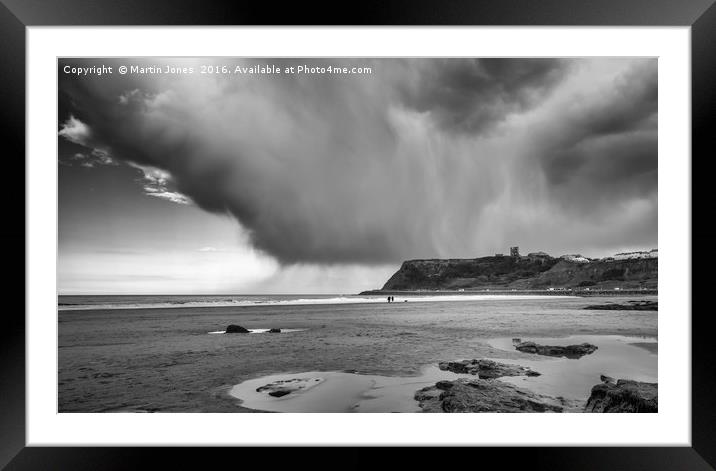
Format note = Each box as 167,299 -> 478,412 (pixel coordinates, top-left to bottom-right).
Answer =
415,378 -> 574,413
584,300 -> 658,311
371,252 -> 657,291
515,341 -> 597,359
584,379 -> 658,412
438,359 -> 540,379
600,374 -> 616,384
255,377 -> 324,398
225,324 -> 250,333
379,256 -> 558,291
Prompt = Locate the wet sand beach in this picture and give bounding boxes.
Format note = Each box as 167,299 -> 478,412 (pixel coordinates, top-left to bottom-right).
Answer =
58,295 -> 657,412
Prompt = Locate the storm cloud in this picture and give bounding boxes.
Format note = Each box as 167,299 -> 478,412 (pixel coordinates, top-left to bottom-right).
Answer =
397,58 -> 570,135
58,58 -> 657,263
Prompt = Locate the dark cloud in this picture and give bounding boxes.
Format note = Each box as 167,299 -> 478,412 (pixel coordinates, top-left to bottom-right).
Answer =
535,60 -> 657,210
397,58 -> 570,134
58,58 -> 657,263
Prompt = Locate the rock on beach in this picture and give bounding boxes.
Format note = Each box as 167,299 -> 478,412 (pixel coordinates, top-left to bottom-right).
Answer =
225,324 -> 250,333
438,359 -> 541,379
584,379 -> 657,412
415,378 -> 572,413
515,341 -> 598,359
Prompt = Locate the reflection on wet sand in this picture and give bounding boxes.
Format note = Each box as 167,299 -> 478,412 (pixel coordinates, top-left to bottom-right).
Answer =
229,334 -> 657,412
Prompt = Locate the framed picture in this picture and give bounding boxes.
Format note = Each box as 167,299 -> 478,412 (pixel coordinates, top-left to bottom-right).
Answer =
5,0 -> 714,468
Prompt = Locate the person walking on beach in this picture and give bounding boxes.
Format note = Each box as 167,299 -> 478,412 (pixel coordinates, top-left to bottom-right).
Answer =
387,296 -> 391,303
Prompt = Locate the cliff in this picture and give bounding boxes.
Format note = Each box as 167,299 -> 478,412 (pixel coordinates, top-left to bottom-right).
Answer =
376,253 -> 657,291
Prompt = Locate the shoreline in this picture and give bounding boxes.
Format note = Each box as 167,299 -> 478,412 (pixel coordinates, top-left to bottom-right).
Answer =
57,293 -> 589,311
360,289 -> 658,297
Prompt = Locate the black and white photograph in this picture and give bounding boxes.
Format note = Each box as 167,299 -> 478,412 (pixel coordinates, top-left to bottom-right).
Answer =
57,57 -> 658,414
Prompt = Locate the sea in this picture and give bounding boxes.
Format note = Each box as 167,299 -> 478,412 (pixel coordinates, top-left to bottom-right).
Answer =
58,293 -> 578,311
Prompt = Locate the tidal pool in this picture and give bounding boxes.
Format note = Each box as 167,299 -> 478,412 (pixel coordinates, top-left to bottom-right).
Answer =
485,334 -> 657,399
229,334 -> 657,412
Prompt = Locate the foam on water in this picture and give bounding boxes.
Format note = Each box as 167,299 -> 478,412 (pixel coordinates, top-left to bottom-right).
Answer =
208,328 -> 308,334
58,294 -> 575,311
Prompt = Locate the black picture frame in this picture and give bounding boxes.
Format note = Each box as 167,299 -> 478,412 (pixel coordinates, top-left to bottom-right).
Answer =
3,0 -> 713,469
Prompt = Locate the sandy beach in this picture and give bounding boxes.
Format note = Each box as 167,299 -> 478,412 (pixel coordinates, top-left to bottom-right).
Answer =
57,295 -> 657,412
